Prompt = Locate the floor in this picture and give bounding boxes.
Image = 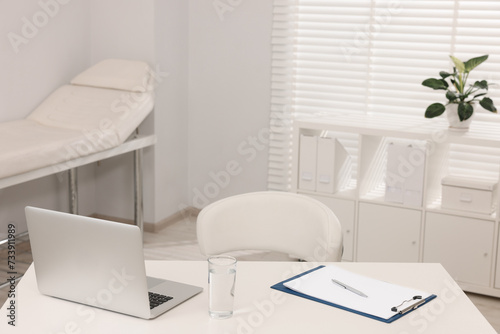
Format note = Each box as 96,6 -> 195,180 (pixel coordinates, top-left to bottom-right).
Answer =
1,215 -> 499,332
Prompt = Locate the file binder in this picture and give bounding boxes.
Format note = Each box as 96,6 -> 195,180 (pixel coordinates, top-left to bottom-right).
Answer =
270,265 -> 436,323
385,142 -> 426,206
298,134 -> 318,191
316,137 -> 351,194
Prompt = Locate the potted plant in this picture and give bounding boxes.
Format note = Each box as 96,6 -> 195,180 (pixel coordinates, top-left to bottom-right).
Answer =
422,54 -> 497,130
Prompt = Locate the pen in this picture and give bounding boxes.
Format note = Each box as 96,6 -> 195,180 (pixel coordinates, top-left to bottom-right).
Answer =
331,279 -> 368,298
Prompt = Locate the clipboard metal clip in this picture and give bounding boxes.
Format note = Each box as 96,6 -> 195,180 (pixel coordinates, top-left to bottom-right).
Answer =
391,295 -> 424,314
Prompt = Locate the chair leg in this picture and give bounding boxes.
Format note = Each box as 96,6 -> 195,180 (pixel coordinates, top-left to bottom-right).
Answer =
133,148 -> 144,234
69,168 -> 78,215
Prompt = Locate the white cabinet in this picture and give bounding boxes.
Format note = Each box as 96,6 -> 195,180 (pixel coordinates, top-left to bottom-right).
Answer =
496,228 -> 500,289
357,203 -> 421,262
292,114 -> 500,297
424,213 -> 495,287
306,194 -> 355,261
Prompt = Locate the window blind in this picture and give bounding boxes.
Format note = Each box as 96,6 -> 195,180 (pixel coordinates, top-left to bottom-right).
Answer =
269,0 -> 500,191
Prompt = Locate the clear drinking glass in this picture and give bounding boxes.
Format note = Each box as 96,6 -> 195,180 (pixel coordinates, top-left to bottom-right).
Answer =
208,255 -> 237,319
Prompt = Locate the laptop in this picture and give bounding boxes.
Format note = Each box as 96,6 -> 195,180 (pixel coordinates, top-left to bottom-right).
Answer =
25,206 -> 203,319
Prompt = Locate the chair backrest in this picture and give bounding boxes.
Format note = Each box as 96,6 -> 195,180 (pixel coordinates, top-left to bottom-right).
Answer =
196,191 -> 343,262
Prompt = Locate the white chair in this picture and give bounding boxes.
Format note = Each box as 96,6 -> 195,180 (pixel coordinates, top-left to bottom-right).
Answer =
196,191 -> 343,262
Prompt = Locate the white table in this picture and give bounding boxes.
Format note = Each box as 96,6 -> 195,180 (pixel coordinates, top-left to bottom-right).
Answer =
1,261 -> 496,333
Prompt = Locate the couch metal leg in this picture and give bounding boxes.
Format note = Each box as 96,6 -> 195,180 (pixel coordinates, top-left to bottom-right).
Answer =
69,168 -> 78,215
134,148 -> 144,234
68,152 -> 143,231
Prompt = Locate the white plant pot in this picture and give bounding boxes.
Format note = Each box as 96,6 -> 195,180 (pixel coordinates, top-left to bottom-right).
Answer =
446,103 -> 473,131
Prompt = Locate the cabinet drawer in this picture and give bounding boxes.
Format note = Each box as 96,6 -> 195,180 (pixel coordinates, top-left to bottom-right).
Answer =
357,203 -> 421,262
424,212 -> 494,287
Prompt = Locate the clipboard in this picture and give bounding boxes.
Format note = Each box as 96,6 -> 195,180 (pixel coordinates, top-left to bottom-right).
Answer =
270,265 -> 437,323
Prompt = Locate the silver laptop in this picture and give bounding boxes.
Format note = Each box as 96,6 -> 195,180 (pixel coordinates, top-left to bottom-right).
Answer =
25,206 -> 203,319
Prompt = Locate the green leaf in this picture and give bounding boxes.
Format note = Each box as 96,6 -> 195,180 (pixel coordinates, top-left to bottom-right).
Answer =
439,71 -> 451,79
464,55 -> 488,72
473,80 -> 488,90
450,55 -> 465,73
473,93 -> 487,99
458,102 -> 473,121
422,78 -> 449,90
480,97 -> 497,112
425,103 -> 446,118
445,90 -> 457,101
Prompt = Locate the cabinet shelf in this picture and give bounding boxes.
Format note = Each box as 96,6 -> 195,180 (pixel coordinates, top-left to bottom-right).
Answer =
298,187 -> 357,201
358,198 -> 423,210
425,206 -> 497,222
292,113 -> 500,297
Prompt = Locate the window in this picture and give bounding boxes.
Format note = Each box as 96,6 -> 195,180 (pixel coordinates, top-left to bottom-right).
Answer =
269,0 -> 500,191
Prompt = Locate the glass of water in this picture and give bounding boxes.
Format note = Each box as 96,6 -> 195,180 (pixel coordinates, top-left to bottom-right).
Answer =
208,255 -> 237,319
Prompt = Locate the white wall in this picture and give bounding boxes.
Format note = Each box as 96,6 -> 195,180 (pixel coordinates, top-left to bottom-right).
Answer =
188,0 -> 272,208
153,0 -> 190,219
90,0 -> 274,219
0,0 -> 91,122
89,0 -> 155,64
88,0 -> 191,224
0,0 -> 92,236
88,0 -> 158,223
0,0 -> 273,233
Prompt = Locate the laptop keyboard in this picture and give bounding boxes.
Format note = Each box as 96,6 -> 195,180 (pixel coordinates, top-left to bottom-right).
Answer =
149,292 -> 173,309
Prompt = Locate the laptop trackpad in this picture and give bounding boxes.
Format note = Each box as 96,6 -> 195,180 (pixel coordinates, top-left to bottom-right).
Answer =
147,276 -> 166,289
